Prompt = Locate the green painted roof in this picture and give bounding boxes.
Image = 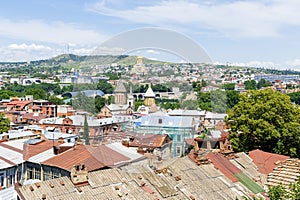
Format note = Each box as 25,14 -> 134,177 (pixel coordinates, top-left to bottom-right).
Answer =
233,172 -> 264,194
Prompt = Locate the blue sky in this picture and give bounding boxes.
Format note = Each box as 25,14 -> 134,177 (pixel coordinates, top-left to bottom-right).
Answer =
1,0 -> 300,69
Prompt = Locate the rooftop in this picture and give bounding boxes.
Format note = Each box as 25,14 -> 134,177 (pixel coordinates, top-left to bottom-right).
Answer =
16,156 -> 254,200
42,144 -> 132,172
249,149 -> 289,175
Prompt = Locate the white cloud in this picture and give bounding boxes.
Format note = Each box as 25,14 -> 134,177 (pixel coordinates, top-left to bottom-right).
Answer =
0,18 -> 107,45
286,59 -> 300,67
90,0 -> 300,38
0,43 -> 98,62
146,49 -> 160,54
8,43 -> 52,51
71,46 -> 97,55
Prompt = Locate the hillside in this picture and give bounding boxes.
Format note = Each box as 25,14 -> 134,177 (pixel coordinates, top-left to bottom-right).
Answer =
0,54 -> 167,67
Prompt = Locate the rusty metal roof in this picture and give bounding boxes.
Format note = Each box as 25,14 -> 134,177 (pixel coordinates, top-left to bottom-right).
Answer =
16,156 -> 264,200
249,149 -> 289,175
42,144 -> 131,172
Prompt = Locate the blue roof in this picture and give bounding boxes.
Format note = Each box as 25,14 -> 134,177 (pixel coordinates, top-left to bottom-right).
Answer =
138,115 -> 193,128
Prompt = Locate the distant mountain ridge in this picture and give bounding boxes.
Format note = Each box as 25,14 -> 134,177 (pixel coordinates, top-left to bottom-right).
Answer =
0,54 -> 168,67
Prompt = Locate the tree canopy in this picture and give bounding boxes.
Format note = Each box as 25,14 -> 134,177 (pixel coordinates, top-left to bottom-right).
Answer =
83,115 -> 90,145
227,89 -> 300,157
288,91 -> 300,105
268,178 -> 300,200
244,80 -> 257,90
97,80 -> 114,94
0,113 -> 10,134
72,92 -> 96,114
198,90 -> 239,112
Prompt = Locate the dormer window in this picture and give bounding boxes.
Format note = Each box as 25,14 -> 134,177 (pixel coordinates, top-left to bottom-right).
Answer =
158,118 -> 162,124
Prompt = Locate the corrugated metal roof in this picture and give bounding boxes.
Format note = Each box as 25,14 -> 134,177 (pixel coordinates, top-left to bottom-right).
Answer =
28,148 -> 56,163
267,158 -> 300,187
0,145 -> 23,168
206,153 -> 240,182
139,115 -> 193,128
0,130 -> 35,140
0,186 -> 17,200
206,153 -> 264,194
205,112 -> 227,119
105,142 -> 146,162
23,140 -> 59,161
0,156 -> 13,169
41,115 -> 132,127
210,130 -> 222,138
168,109 -> 202,116
44,131 -> 78,140
3,139 -> 27,151
42,144 -> 132,172
17,156 -> 259,200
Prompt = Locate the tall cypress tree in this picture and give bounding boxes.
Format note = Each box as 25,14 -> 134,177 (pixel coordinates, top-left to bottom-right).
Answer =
83,115 -> 90,145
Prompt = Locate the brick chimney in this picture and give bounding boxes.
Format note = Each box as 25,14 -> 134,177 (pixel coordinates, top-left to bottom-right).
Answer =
70,164 -> 88,185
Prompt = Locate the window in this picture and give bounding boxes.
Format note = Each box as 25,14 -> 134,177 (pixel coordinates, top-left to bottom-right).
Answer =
177,135 -> 181,142
158,119 -> 162,124
176,146 -> 182,157
0,173 -> 4,186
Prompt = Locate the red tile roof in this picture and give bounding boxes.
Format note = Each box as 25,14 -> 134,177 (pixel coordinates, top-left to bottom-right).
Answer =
249,149 -> 289,175
42,144 -> 130,172
7,100 -> 32,106
206,153 -> 241,182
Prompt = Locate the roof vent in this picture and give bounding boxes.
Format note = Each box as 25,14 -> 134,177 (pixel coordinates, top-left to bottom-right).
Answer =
42,194 -> 46,200
49,183 -> 54,188
35,182 -> 41,188
175,175 -> 181,181
76,187 -> 82,193
60,181 -> 65,186
29,186 -> 34,191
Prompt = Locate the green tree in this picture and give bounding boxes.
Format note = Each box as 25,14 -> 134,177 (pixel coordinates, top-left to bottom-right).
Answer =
134,100 -> 144,111
95,96 -> 112,113
244,80 -> 257,90
152,84 -> 171,92
83,115 -> 90,145
198,92 -> 211,111
25,88 -> 47,100
288,91 -> 300,104
0,113 -> 10,134
268,184 -> 287,200
222,83 -> 235,90
0,90 -> 21,100
211,90 -> 227,113
201,79 -> 207,87
181,100 -> 199,110
226,90 -> 239,109
268,178 -> 300,200
47,95 -> 64,105
257,79 -> 272,89
72,92 -> 96,114
227,89 -> 300,157
97,80 -> 114,94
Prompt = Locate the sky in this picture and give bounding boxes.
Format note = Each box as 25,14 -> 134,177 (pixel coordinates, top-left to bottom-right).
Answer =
1,0 -> 300,69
